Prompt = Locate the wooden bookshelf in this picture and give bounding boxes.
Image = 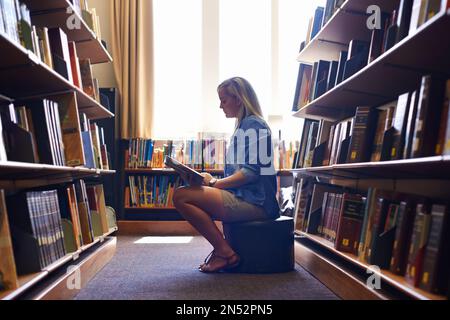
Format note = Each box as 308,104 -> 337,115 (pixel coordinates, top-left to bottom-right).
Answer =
294,4 -> 450,121
0,161 -> 115,189
22,0 -> 112,64
0,33 -> 113,120
291,156 -> 450,180
298,232 -> 446,300
0,0 -> 117,301
0,228 -> 117,300
291,0 -> 450,300
298,0 -> 400,64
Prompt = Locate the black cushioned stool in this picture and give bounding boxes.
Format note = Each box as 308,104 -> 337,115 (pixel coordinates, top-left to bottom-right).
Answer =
223,216 -> 294,273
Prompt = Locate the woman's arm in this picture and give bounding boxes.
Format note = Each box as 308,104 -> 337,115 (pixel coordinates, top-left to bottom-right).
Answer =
201,170 -> 257,190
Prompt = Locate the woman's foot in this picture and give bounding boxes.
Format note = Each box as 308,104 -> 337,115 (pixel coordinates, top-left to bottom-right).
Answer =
199,251 -> 240,273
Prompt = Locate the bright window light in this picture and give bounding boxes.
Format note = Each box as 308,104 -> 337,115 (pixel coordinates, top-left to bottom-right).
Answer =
134,237 -> 194,244
152,0 -> 326,140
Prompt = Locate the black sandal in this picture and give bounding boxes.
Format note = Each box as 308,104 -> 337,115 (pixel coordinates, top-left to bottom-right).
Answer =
199,251 -> 240,273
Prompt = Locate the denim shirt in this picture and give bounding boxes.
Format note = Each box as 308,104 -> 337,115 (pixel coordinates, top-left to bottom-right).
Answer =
224,115 -> 280,219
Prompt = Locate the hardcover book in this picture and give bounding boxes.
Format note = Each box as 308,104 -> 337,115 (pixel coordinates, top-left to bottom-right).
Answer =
335,193 -> 366,254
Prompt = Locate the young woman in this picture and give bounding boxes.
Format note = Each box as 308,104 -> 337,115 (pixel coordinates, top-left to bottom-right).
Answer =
173,77 -> 280,273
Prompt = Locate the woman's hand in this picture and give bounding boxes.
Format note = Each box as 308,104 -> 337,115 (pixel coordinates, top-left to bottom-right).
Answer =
200,172 -> 214,186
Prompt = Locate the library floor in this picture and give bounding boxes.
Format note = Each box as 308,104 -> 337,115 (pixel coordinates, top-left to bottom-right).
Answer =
73,236 -> 338,300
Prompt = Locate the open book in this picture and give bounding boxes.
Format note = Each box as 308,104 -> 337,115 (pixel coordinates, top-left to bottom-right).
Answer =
164,156 -> 204,186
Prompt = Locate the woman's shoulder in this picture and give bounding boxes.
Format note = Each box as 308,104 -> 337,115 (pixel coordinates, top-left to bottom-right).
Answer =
240,115 -> 270,130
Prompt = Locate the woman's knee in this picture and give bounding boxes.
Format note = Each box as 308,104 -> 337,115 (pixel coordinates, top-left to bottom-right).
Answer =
173,186 -> 192,207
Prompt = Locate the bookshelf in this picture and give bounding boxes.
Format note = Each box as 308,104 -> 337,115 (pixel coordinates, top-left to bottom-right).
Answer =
295,3 -> 450,121
299,232 -> 445,300
0,33 -> 113,120
118,139 -> 293,221
22,0 -> 112,64
0,0 -> 117,300
291,0 -> 450,300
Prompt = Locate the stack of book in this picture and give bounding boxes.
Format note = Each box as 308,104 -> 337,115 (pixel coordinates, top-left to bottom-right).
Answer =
294,75 -> 450,168
293,179 -> 450,295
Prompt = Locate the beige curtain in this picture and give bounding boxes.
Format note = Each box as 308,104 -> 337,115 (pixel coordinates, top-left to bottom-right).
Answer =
111,0 -> 154,139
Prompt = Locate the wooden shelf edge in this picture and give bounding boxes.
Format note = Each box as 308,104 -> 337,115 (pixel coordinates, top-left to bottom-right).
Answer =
294,240 -> 387,300
289,156 -> 450,179
0,232 -> 118,300
299,232 -> 447,300
33,237 -> 117,300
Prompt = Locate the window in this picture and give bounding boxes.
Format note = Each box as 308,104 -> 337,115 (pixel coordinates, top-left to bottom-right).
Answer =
152,0 -> 325,140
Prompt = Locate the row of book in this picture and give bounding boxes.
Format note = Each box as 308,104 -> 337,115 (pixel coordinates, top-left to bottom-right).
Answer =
126,137 -> 301,171
125,138 -> 227,170
126,175 -> 183,209
293,0 -> 448,111
0,182 -> 117,292
0,94 -> 110,169
293,178 -> 450,295
294,75 -> 450,169
302,0 -> 344,48
0,0 -> 102,103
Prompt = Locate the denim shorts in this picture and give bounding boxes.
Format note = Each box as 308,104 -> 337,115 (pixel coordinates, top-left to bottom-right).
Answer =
220,190 -> 268,223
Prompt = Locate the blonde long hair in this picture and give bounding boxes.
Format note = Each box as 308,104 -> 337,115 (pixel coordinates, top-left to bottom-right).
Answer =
218,77 -> 264,128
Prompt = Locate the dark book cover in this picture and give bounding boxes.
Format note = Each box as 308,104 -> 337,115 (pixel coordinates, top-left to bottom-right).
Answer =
335,193 -> 366,254
337,136 -> 351,164
383,10 -> 399,53
311,141 -> 326,167
6,192 -> 45,274
28,100 -> 56,165
419,204 -> 450,293
369,197 -> 393,267
368,12 -> 391,63
380,127 -> 396,161
390,199 -> 417,275
1,119 -> 38,163
313,60 -> 331,100
347,107 -> 379,163
405,204 -> 432,287
411,75 -> 446,158
395,0 -> 415,43
335,51 -> 348,86
47,28 -> 73,83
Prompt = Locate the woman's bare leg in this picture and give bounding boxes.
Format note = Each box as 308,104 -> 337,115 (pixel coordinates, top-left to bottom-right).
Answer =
173,186 -> 237,270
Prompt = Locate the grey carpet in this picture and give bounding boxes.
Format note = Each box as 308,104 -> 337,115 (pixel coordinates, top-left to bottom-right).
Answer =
74,236 -> 338,300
